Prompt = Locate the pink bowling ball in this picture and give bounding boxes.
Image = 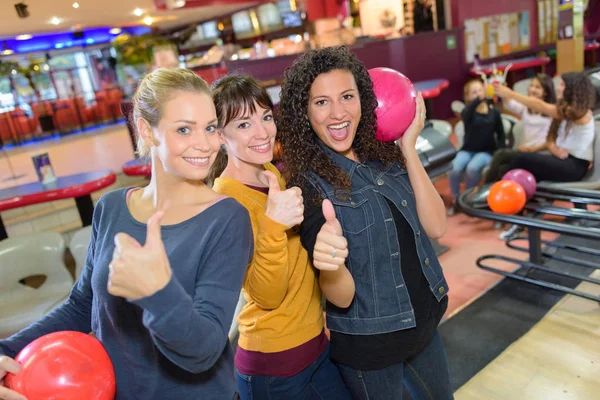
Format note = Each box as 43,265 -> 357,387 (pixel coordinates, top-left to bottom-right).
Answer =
502,169 -> 537,200
368,67 -> 417,142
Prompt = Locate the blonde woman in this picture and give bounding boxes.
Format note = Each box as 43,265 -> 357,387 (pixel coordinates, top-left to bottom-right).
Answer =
0,68 -> 253,400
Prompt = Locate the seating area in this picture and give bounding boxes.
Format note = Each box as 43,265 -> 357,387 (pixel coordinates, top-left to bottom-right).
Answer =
0,87 -> 125,146
0,232 -> 73,338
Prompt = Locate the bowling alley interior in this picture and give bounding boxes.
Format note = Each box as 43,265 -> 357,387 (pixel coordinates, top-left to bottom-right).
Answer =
0,0 -> 599,399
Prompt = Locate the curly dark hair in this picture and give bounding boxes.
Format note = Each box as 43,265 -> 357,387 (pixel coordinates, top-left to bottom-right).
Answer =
277,46 -> 404,202
547,72 -> 596,143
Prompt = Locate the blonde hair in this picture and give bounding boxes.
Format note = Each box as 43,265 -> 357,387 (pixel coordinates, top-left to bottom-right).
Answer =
132,68 -> 210,157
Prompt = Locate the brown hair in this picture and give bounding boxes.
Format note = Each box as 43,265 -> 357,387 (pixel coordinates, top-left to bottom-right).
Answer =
532,73 -> 556,104
207,74 -> 274,185
277,46 -> 404,204
132,68 -> 210,157
547,72 -> 595,143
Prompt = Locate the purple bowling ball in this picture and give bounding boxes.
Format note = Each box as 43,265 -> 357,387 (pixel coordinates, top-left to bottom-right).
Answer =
502,169 -> 537,200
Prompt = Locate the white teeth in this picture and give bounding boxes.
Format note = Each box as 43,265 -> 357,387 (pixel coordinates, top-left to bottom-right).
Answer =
183,157 -> 209,163
250,143 -> 269,150
328,122 -> 350,130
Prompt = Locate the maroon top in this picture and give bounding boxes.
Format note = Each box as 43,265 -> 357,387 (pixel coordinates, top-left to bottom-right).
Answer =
235,330 -> 328,377
235,184 -> 328,377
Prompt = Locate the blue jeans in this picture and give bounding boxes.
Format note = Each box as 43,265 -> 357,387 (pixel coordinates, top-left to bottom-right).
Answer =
236,344 -> 352,400
336,332 -> 453,400
449,150 -> 493,197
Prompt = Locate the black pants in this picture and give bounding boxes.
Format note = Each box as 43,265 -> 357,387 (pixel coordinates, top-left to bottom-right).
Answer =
484,149 -> 521,183
506,152 -> 590,183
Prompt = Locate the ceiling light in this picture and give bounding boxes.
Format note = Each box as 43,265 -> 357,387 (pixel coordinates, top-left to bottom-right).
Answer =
16,34 -> 32,40
133,8 -> 143,16
1,49 -> 14,56
173,0 -> 186,7
50,17 -> 61,25
109,28 -> 122,35
143,16 -> 153,26
72,2 -> 79,8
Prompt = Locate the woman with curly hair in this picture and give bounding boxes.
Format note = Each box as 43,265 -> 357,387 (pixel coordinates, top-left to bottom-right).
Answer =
493,72 -> 596,182
277,46 -> 452,399
209,74 -> 352,400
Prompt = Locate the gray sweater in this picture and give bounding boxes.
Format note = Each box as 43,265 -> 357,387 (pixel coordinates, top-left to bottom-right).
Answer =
0,188 -> 253,399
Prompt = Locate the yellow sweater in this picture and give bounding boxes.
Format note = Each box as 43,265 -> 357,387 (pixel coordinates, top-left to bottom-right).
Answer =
212,164 -> 324,353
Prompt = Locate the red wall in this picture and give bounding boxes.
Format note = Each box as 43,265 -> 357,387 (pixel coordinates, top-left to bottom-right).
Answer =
451,0 -> 539,48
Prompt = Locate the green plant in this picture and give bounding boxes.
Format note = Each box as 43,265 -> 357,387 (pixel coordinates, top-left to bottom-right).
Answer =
112,34 -> 173,66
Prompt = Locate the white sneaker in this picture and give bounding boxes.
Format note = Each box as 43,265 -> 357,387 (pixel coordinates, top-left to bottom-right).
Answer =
499,224 -> 523,241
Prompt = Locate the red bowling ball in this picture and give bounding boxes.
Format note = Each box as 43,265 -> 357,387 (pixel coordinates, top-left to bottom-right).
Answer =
502,168 -> 537,200
5,331 -> 116,400
368,67 -> 417,142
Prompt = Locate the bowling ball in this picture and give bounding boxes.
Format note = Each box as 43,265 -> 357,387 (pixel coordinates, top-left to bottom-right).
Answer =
502,168 -> 537,200
368,67 -> 417,142
487,180 -> 527,215
5,331 -> 116,400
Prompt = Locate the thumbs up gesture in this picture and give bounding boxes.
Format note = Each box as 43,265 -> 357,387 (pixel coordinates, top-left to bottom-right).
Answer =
264,170 -> 304,228
313,200 -> 348,271
107,211 -> 172,300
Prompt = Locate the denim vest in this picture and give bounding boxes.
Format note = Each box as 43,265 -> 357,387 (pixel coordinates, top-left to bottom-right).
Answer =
306,143 -> 449,335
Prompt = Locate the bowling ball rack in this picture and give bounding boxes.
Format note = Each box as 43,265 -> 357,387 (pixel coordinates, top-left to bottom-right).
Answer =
457,186 -> 600,302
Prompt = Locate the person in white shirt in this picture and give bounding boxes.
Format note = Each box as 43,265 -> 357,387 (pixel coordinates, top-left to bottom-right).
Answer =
493,72 -> 595,183
484,73 -> 556,183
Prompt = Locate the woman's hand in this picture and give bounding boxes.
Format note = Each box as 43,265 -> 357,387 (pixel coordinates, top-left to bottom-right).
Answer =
0,356 -> 27,400
547,141 -> 569,160
517,144 -> 533,152
398,93 -> 426,152
492,82 -> 512,99
107,212 -> 172,301
264,171 -> 304,228
313,200 -> 348,271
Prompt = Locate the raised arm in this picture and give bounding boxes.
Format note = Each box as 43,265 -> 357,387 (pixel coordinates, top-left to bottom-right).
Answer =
461,97 -> 483,124
495,110 -> 506,149
301,198 -> 355,309
130,206 -> 253,373
494,83 -> 560,119
241,171 -> 303,310
399,93 -> 447,238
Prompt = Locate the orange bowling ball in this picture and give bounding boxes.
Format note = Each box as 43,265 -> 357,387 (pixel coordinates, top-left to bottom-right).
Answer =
487,180 -> 527,215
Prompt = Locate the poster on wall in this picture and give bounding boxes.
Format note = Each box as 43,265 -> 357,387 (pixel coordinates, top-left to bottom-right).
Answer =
546,0 -> 558,42
509,13 -> 520,49
464,11 -> 531,63
519,11 -> 531,47
538,0 -> 546,44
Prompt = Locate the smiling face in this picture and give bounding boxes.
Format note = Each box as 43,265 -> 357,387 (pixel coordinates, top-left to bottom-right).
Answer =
466,80 -> 485,103
528,77 -> 546,100
307,69 -> 362,159
219,101 -> 276,167
139,90 -> 220,181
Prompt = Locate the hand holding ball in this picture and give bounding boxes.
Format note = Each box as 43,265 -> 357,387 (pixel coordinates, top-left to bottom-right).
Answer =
368,67 -> 417,142
5,331 -> 116,400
